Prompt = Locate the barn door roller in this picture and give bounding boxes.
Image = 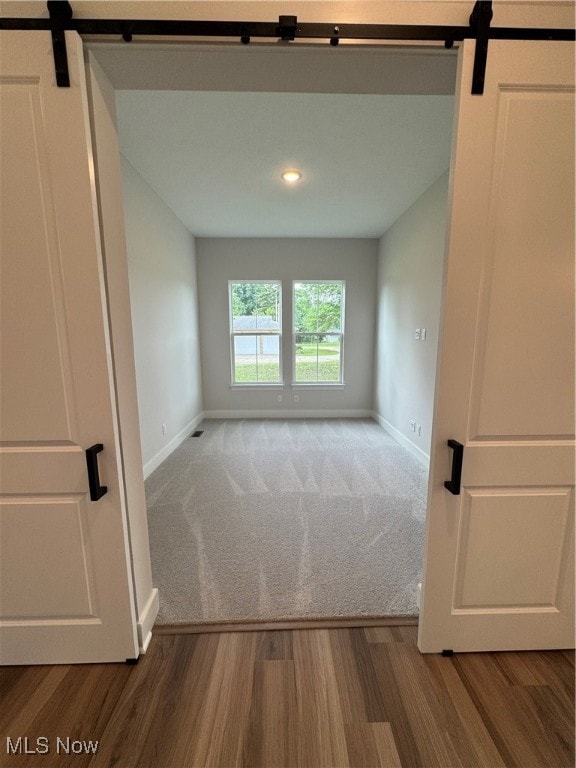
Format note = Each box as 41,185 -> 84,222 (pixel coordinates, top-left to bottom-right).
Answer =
1,1 -> 573,93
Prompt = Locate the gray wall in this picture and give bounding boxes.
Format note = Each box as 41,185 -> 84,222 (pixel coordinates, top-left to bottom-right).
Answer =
197,238 -> 378,415
121,156 -> 203,474
373,172 -> 449,464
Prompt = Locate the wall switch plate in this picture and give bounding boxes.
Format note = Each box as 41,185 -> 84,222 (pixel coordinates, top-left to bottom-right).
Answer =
421,328 -> 427,340
414,329 -> 421,340
410,420 -> 416,432
162,423 -> 166,435
277,394 -> 283,402
417,424 -> 422,436
294,394 -> 299,403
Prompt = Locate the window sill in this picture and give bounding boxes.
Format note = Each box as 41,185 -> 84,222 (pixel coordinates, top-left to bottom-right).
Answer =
230,384 -> 284,390
291,383 -> 346,390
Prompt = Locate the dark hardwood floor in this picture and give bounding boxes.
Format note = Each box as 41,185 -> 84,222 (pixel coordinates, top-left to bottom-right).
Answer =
0,625 -> 573,767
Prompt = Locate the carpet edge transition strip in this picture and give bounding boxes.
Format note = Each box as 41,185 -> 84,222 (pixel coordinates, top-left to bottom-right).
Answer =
154,615 -> 419,635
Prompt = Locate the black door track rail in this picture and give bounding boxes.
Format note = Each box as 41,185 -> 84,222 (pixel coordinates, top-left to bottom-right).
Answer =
0,1 -> 574,93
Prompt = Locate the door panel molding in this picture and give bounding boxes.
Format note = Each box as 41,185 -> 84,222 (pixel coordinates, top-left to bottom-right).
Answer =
452,487 -> 572,609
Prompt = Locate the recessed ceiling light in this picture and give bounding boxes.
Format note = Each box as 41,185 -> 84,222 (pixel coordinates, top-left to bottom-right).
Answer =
281,169 -> 302,183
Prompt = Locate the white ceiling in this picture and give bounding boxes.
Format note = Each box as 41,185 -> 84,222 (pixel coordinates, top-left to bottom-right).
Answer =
109,44 -> 455,238
116,89 -> 453,238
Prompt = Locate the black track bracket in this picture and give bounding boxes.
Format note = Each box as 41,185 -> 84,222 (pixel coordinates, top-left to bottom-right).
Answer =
47,0 -> 72,87
469,0 -> 493,94
276,15 -> 297,41
441,649 -> 455,657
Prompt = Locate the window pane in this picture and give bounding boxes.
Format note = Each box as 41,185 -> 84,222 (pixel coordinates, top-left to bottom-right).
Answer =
294,333 -> 319,382
294,282 -> 343,334
294,333 -> 341,382
230,281 -> 282,384
317,283 -> 343,333
254,283 -> 280,326
294,282 -> 344,383
294,283 -> 319,333
318,337 -> 341,381
231,282 -> 281,331
234,334 -> 280,383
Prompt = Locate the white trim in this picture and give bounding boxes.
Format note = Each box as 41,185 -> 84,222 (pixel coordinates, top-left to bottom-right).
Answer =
372,411 -> 430,468
230,384 -> 284,390
143,412 -> 205,478
137,587 -> 159,654
204,409 -> 373,419
291,383 -> 346,390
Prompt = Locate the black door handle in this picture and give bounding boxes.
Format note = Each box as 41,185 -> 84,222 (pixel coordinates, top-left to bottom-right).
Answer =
85,444 -> 108,501
444,439 -> 464,495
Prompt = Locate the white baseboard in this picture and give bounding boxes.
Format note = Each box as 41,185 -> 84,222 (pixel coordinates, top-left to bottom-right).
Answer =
137,587 -> 159,654
143,412 -> 205,479
203,409 -> 373,419
372,412 -> 430,468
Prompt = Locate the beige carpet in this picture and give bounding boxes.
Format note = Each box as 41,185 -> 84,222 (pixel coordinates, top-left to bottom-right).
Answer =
145,418 -> 428,625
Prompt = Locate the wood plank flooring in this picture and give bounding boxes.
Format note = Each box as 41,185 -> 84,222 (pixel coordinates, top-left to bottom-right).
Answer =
0,625 -> 573,768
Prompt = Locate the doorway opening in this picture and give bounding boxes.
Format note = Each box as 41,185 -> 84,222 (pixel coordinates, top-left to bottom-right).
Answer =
90,41 -> 457,627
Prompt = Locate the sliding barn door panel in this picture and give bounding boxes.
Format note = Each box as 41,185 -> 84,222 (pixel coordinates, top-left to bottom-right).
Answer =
0,31 -> 138,664
419,40 -> 575,653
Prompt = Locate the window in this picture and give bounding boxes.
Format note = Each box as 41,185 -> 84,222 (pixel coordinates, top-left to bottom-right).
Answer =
229,281 -> 282,384
293,281 -> 345,383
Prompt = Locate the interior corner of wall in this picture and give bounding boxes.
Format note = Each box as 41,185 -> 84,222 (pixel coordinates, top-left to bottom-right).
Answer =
373,411 -> 430,469
143,411 -> 205,478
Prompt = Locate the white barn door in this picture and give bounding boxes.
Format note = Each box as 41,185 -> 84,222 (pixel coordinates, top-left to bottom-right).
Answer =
0,31 -> 138,664
419,39 -> 575,653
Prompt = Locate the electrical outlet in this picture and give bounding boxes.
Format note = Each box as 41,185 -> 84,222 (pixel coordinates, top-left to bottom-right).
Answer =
277,394 -> 283,403
410,420 -> 416,432
294,394 -> 299,403
162,423 -> 166,435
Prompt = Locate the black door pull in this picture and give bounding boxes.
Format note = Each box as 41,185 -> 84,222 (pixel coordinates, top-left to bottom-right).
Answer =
86,443 -> 108,501
444,439 -> 464,495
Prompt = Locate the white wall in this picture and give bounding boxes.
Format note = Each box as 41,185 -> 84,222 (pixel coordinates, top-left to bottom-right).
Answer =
373,171 -> 449,465
121,156 -> 203,475
197,238 -> 378,416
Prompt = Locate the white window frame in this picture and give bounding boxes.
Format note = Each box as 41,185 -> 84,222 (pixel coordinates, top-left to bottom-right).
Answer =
292,280 -> 345,386
229,280 -> 283,386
